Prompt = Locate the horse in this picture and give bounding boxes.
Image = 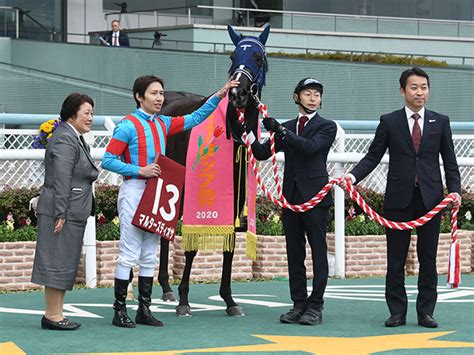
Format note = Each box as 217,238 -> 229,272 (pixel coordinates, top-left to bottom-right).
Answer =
132,24 -> 270,316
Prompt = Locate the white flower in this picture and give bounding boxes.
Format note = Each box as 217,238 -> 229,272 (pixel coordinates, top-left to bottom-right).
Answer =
465,211 -> 472,222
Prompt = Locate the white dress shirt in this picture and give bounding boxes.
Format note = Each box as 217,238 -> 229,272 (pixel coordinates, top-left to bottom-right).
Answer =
404,106 -> 425,135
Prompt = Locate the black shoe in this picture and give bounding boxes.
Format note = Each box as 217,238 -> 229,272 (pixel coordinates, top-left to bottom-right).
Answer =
299,309 -> 322,326
280,308 -> 304,324
41,316 -> 81,330
113,308 -> 136,328
418,314 -> 438,328
384,314 -> 406,327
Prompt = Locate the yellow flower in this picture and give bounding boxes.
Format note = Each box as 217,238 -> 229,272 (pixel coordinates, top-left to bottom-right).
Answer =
112,216 -> 120,226
47,133 -> 53,138
357,214 -> 366,222
6,221 -> 14,231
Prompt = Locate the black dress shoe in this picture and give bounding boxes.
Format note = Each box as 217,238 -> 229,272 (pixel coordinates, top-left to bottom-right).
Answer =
41,316 -> 81,330
384,314 -> 406,327
280,308 -> 304,324
299,309 -> 322,326
418,314 -> 438,328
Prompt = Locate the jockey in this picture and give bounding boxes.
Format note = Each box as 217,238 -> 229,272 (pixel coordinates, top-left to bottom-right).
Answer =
102,75 -> 238,328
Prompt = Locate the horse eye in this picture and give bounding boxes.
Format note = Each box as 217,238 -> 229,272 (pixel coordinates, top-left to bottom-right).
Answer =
253,52 -> 262,64
230,52 -> 236,61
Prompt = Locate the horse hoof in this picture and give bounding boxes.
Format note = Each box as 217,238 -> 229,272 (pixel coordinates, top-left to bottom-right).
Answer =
162,291 -> 177,302
176,305 -> 192,317
226,306 -> 245,317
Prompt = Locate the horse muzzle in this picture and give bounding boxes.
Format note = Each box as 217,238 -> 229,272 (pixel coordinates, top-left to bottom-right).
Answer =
228,86 -> 249,108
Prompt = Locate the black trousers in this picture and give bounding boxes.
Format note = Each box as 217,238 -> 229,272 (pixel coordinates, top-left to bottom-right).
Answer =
282,185 -> 329,311
384,187 -> 442,316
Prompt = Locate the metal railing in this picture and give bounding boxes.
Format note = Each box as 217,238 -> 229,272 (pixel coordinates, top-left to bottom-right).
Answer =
103,4 -> 474,38
0,6 -> 19,38
0,6 -> 56,41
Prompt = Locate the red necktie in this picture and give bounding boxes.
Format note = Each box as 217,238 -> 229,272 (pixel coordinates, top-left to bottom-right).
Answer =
113,34 -> 118,46
411,113 -> 422,153
298,116 -> 308,135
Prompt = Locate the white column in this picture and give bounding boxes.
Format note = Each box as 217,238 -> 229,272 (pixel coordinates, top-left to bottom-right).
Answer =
333,122 -> 345,278
83,212 -> 97,288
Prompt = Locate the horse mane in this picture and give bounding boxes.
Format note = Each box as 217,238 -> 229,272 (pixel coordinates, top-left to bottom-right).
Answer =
162,91 -> 208,166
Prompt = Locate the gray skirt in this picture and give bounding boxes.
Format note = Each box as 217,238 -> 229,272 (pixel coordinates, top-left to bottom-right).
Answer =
31,214 -> 86,291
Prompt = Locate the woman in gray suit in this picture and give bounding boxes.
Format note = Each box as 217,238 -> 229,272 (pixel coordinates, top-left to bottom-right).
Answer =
32,93 -> 99,330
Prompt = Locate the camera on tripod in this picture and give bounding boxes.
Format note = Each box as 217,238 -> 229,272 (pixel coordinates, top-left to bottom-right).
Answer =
152,31 -> 167,48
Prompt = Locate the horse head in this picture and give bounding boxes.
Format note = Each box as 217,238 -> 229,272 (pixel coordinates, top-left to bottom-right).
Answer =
227,24 -> 270,108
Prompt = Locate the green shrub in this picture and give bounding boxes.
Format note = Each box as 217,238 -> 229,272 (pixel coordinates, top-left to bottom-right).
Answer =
0,224 -> 37,242
0,187 -> 40,228
95,184 -> 119,223
256,218 -> 284,235
0,185 -> 471,242
96,222 -> 120,241
269,51 -> 449,67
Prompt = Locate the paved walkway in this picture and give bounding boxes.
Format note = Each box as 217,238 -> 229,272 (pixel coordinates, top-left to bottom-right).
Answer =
1,275 -> 473,354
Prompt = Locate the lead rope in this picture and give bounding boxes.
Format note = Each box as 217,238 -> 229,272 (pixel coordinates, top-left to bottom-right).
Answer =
236,101 -> 461,288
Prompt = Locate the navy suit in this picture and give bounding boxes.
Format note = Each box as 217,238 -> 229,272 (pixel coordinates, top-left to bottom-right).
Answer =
350,108 -> 460,316
106,31 -> 130,47
252,114 -> 337,311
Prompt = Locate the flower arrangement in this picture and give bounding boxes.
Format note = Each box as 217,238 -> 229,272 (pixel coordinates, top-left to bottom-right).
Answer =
32,119 -> 61,149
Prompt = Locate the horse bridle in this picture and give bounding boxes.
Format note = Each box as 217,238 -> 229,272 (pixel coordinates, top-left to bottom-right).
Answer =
230,65 -> 261,102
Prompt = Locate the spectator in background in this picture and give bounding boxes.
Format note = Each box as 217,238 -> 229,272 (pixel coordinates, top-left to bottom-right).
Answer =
105,19 -> 129,47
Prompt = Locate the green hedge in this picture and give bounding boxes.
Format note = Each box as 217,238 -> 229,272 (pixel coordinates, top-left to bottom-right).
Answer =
0,185 -> 472,242
269,51 -> 449,67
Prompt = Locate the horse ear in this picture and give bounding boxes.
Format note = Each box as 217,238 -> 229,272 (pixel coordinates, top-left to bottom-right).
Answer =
227,24 -> 241,46
258,23 -> 270,45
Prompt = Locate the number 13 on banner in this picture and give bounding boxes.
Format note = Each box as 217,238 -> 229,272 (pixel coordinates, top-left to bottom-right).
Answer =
132,155 -> 186,241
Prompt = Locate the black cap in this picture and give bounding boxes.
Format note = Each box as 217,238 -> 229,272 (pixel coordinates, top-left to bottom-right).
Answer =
294,77 -> 323,95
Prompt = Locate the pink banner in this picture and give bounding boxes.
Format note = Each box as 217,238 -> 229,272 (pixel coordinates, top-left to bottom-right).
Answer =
182,96 -> 235,238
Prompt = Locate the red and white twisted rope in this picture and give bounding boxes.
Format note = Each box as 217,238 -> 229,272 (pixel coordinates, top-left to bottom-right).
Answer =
236,103 -> 461,287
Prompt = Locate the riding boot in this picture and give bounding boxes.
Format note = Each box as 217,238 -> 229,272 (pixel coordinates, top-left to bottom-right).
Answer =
136,276 -> 164,327
112,278 -> 136,328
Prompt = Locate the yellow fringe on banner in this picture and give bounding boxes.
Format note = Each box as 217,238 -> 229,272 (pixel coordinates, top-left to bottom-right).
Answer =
246,231 -> 257,260
182,225 -> 235,252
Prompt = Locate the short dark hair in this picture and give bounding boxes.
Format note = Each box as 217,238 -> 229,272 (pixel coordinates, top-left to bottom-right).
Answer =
111,19 -> 120,25
133,75 -> 164,107
60,93 -> 94,121
399,67 -> 430,89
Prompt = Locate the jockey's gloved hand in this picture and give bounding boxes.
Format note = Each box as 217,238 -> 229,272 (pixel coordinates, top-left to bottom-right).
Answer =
263,116 -> 281,132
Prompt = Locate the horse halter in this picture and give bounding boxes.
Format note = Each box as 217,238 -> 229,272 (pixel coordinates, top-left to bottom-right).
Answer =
229,37 -> 267,95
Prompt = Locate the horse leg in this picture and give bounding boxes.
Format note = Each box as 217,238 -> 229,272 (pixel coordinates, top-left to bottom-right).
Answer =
158,238 -> 176,301
176,250 -> 197,316
220,239 -> 244,316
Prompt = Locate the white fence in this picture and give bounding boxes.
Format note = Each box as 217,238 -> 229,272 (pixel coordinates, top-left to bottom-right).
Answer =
1,128 -> 473,193
1,126 -> 473,287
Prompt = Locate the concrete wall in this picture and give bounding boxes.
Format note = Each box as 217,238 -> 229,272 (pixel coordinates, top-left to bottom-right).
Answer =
3,39 -> 474,121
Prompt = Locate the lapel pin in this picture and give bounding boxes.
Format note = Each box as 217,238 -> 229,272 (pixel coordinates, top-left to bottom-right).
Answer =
429,119 -> 436,123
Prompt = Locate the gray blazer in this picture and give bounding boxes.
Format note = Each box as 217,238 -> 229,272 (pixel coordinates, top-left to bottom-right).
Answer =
37,122 -> 99,222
